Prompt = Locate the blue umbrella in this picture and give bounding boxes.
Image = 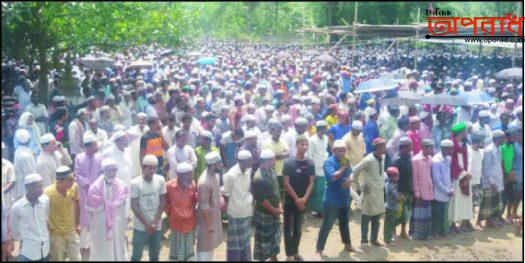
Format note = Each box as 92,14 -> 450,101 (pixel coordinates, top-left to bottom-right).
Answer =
197,57 -> 216,65
354,78 -> 402,93
457,90 -> 495,105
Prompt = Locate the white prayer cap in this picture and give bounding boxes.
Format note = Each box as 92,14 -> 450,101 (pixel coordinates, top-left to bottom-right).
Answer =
40,133 -> 56,144
245,114 -> 256,122
55,166 -> 72,180
233,95 -> 243,102
260,149 -> 275,160
137,112 -> 147,118
316,120 -> 327,127
205,151 -> 221,165
176,162 -> 193,173
368,108 -> 378,116
237,150 -> 252,161
489,78 -> 496,84
142,154 -> 158,166
333,139 -> 346,149
77,108 -> 87,116
265,105 -> 275,111
351,120 -> 363,130
83,133 -> 97,144
111,130 -> 127,141
440,139 -> 454,147
492,130 -> 505,138
24,173 -> 42,185
464,81 -> 473,86
101,157 -> 118,169
399,136 -> 412,146
479,110 -> 490,118
52,96 -> 62,102
245,130 -> 257,139
472,75 -> 478,80
311,97 -> 321,104
295,117 -> 308,126
15,129 -> 31,144
201,130 -> 214,140
281,114 -> 292,123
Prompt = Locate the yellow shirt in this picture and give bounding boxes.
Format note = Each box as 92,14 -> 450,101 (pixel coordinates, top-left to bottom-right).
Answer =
262,138 -> 289,176
342,132 -> 365,167
44,182 -> 79,235
325,114 -> 338,128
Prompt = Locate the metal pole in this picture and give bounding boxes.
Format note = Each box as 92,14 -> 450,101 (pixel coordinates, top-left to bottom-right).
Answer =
351,2 -> 358,67
415,7 -> 420,71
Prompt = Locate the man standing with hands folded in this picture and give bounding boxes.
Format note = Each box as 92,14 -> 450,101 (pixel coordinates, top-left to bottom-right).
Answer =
313,140 -> 361,261
130,154 -> 166,262
282,135 -> 315,261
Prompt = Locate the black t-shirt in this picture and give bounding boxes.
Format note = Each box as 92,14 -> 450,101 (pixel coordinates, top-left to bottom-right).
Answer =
282,157 -> 315,211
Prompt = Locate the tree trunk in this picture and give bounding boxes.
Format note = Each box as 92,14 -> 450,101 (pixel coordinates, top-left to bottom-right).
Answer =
37,48 -> 49,105
327,2 -> 339,42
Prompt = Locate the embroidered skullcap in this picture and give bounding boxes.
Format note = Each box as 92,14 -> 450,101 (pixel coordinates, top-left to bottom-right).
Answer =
24,173 -> 42,185
142,154 -> 158,166
205,151 -> 221,165
56,166 -> 72,180
440,139 -> 454,147
237,150 -> 253,161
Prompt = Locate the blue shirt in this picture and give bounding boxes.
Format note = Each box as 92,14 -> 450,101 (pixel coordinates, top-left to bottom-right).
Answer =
431,152 -> 453,202
385,180 -> 399,211
1,200 -> 6,242
364,119 -> 379,154
327,123 -> 351,141
514,142 -> 523,185
323,155 -> 352,208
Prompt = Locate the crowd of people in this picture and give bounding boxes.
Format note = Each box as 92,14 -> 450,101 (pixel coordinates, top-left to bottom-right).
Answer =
1,40 -> 523,261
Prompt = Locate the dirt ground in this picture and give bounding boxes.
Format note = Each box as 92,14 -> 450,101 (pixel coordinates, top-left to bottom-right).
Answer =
131,205 -> 523,261
9,205 -> 523,261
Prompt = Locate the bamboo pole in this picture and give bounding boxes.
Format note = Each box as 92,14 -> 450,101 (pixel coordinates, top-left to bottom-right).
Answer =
351,2 -> 358,67
414,7 -> 420,71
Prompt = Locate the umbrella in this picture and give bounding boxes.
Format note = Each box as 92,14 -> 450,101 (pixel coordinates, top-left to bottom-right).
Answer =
421,93 -> 468,106
160,50 -> 176,57
457,90 -> 495,105
381,90 -> 423,105
128,60 -> 154,70
277,51 -> 292,59
304,49 -> 320,56
494,67 -> 522,80
188,51 -> 203,57
354,78 -> 401,93
82,57 -> 114,71
314,54 -> 338,64
197,57 -> 217,65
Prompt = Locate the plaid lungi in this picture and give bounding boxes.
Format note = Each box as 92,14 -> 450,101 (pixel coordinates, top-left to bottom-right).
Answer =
409,199 -> 432,240
227,216 -> 252,262
253,210 -> 281,261
478,189 -> 503,221
307,176 -> 325,213
431,200 -> 449,236
169,230 -> 195,261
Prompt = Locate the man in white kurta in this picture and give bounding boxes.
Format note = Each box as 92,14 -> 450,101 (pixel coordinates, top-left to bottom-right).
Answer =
2,143 -> 16,210
128,113 -> 149,179
13,129 -> 37,202
36,134 -> 73,188
86,158 -> 129,261
102,131 -> 133,216
167,130 -> 198,180
448,124 -> 474,232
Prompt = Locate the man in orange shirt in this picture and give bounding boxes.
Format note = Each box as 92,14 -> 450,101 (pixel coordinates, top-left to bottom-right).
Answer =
165,162 -> 198,261
140,116 -> 169,175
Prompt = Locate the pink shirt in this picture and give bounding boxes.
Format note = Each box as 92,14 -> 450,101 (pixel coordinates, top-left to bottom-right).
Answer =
419,122 -> 432,141
411,152 -> 433,201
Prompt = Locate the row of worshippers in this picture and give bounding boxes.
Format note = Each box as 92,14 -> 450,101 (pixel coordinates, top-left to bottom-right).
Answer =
3,116 -> 522,261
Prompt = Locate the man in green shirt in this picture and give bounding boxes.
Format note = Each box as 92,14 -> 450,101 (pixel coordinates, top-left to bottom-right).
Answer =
379,105 -> 399,141
194,131 -> 218,181
252,150 -> 282,261
500,130 -> 515,222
